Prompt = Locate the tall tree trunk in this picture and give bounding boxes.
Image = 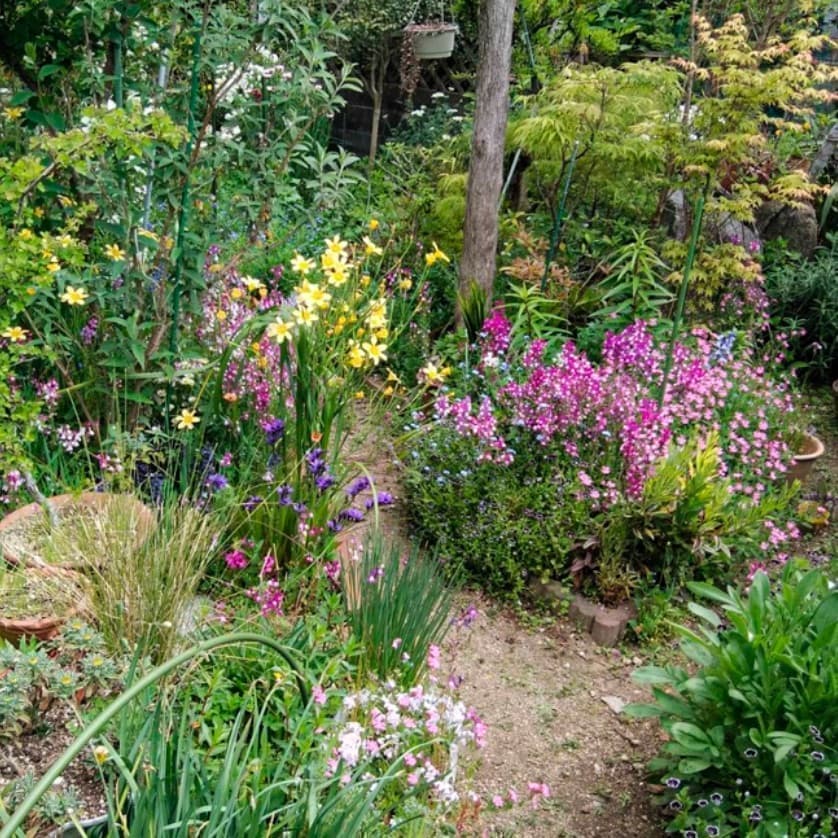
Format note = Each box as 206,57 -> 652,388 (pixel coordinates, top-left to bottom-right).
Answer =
459,0 -> 516,309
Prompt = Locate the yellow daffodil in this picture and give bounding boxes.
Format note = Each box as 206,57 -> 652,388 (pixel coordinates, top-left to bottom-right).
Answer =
59,285 -> 89,305
291,253 -> 315,275
2,326 -> 28,342
104,243 -> 126,261
324,235 -> 348,257
363,236 -> 383,257
420,362 -> 444,384
362,337 -> 387,366
293,305 -> 318,326
3,106 -> 24,120
175,408 -> 200,430
425,241 -> 450,267
242,275 -> 265,293
346,341 -> 366,369
326,262 -> 348,287
266,319 -> 294,344
368,218 -> 379,231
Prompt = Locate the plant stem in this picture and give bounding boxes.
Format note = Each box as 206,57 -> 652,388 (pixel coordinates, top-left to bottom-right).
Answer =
658,190 -> 706,407
0,632 -> 309,838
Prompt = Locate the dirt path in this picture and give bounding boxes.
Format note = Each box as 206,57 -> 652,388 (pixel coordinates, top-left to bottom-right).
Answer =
344,413 -> 665,836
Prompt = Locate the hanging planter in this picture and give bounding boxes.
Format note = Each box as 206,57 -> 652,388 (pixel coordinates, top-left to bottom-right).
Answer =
403,22 -> 458,60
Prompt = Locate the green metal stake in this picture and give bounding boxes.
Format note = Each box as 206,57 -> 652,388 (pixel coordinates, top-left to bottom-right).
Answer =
658,191 -> 706,407
164,12 -> 204,429
541,141 -> 579,292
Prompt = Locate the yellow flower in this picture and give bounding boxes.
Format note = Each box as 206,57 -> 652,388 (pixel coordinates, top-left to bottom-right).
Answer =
242,275 -> 265,293
366,299 -> 388,331
383,385 -> 394,397
368,218 -> 379,231
420,362 -> 444,384
18,228 -> 34,240
386,369 -> 401,383
398,278 -> 413,292
92,745 -> 110,766
425,241 -> 450,267
293,305 -> 318,326
46,260 -> 61,273
324,235 -> 348,257
296,280 -> 331,311
216,309 -> 227,322
104,243 -> 126,261
346,341 -> 366,369
363,236 -> 383,257
230,287 -> 244,300
266,319 -> 294,344
291,253 -> 315,275
362,337 -> 387,366
56,234 -> 75,248
34,207 -> 45,218
174,408 -> 200,430
59,285 -> 89,305
2,326 -> 28,343
360,273 -> 371,288
375,328 -> 389,341
3,106 -> 24,120
354,390 -> 365,400
26,286 -> 37,296
57,195 -> 75,208
326,262 -> 348,287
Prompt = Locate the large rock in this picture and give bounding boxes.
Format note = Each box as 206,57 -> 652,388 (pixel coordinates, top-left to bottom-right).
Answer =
755,200 -> 819,258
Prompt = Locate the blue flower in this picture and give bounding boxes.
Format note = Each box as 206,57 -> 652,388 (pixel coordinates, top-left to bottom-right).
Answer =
206,473 -> 229,492
276,484 -> 293,506
263,418 -> 285,445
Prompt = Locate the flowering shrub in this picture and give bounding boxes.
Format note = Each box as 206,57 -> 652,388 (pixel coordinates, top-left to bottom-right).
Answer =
406,314 -> 800,598
627,564 -> 837,836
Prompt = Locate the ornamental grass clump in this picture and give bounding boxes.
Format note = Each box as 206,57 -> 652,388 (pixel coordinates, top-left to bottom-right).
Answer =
626,563 -> 837,836
344,532 -> 454,689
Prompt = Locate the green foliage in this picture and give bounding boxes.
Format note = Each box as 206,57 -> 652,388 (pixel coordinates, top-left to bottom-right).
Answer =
626,563 -> 837,835
599,434 -> 796,596
765,237 -> 838,381
345,532 -> 454,688
404,425 -> 589,597
0,622 -> 124,740
507,61 -> 682,219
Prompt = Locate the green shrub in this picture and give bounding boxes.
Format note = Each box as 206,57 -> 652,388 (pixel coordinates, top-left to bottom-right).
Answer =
765,239 -> 838,382
403,425 -> 589,597
626,564 -> 837,835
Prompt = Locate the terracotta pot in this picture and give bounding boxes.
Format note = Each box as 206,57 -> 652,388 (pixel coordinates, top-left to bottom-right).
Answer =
785,433 -> 825,485
0,492 -> 154,570
0,566 -> 85,645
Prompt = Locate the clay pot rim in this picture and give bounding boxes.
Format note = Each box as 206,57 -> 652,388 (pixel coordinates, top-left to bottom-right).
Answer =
403,22 -> 459,34
793,432 -> 825,463
0,492 -> 154,570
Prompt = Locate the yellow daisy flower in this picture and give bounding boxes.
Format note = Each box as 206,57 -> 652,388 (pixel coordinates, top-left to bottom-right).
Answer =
2,326 -> 28,343
293,306 -> 318,326
291,253 -> 315,275
368,218 -> 379,231
174,408 -> 200,430
3,106 -> 24,120
324,235 -> 348,257
363,236 -> 383,257
346,341 -> 366,369
104,243 -> 126,261
59,285 -> 89,305
242,276 -> 265,293
362,337 -> 387,366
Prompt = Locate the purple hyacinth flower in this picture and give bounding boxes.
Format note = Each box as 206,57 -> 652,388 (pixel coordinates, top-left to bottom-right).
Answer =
262,418 -> 285,445
339,507 -> 365,522
276,484 -> 293,506
346,476 -> 371,499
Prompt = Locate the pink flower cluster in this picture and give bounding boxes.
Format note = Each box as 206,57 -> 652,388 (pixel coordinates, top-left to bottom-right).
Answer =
435,317 -> 797,507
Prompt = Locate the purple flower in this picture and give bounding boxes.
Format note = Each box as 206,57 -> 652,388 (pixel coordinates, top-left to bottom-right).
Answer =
292,501 -> 307,514
81,316 -> 99,345
305,447 -> 326,476
364,491 -> 394,509
243,495 -> 262,512
346,476 -> 370,499
276,484 -> 293,505
665,777 -> 681,790
327,518 -> 343,532
206,473 -> 229,492
262,418 -> 285,445
339,507 -> 365,522
316,474 -> 336,492
224,550 -> 248,570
